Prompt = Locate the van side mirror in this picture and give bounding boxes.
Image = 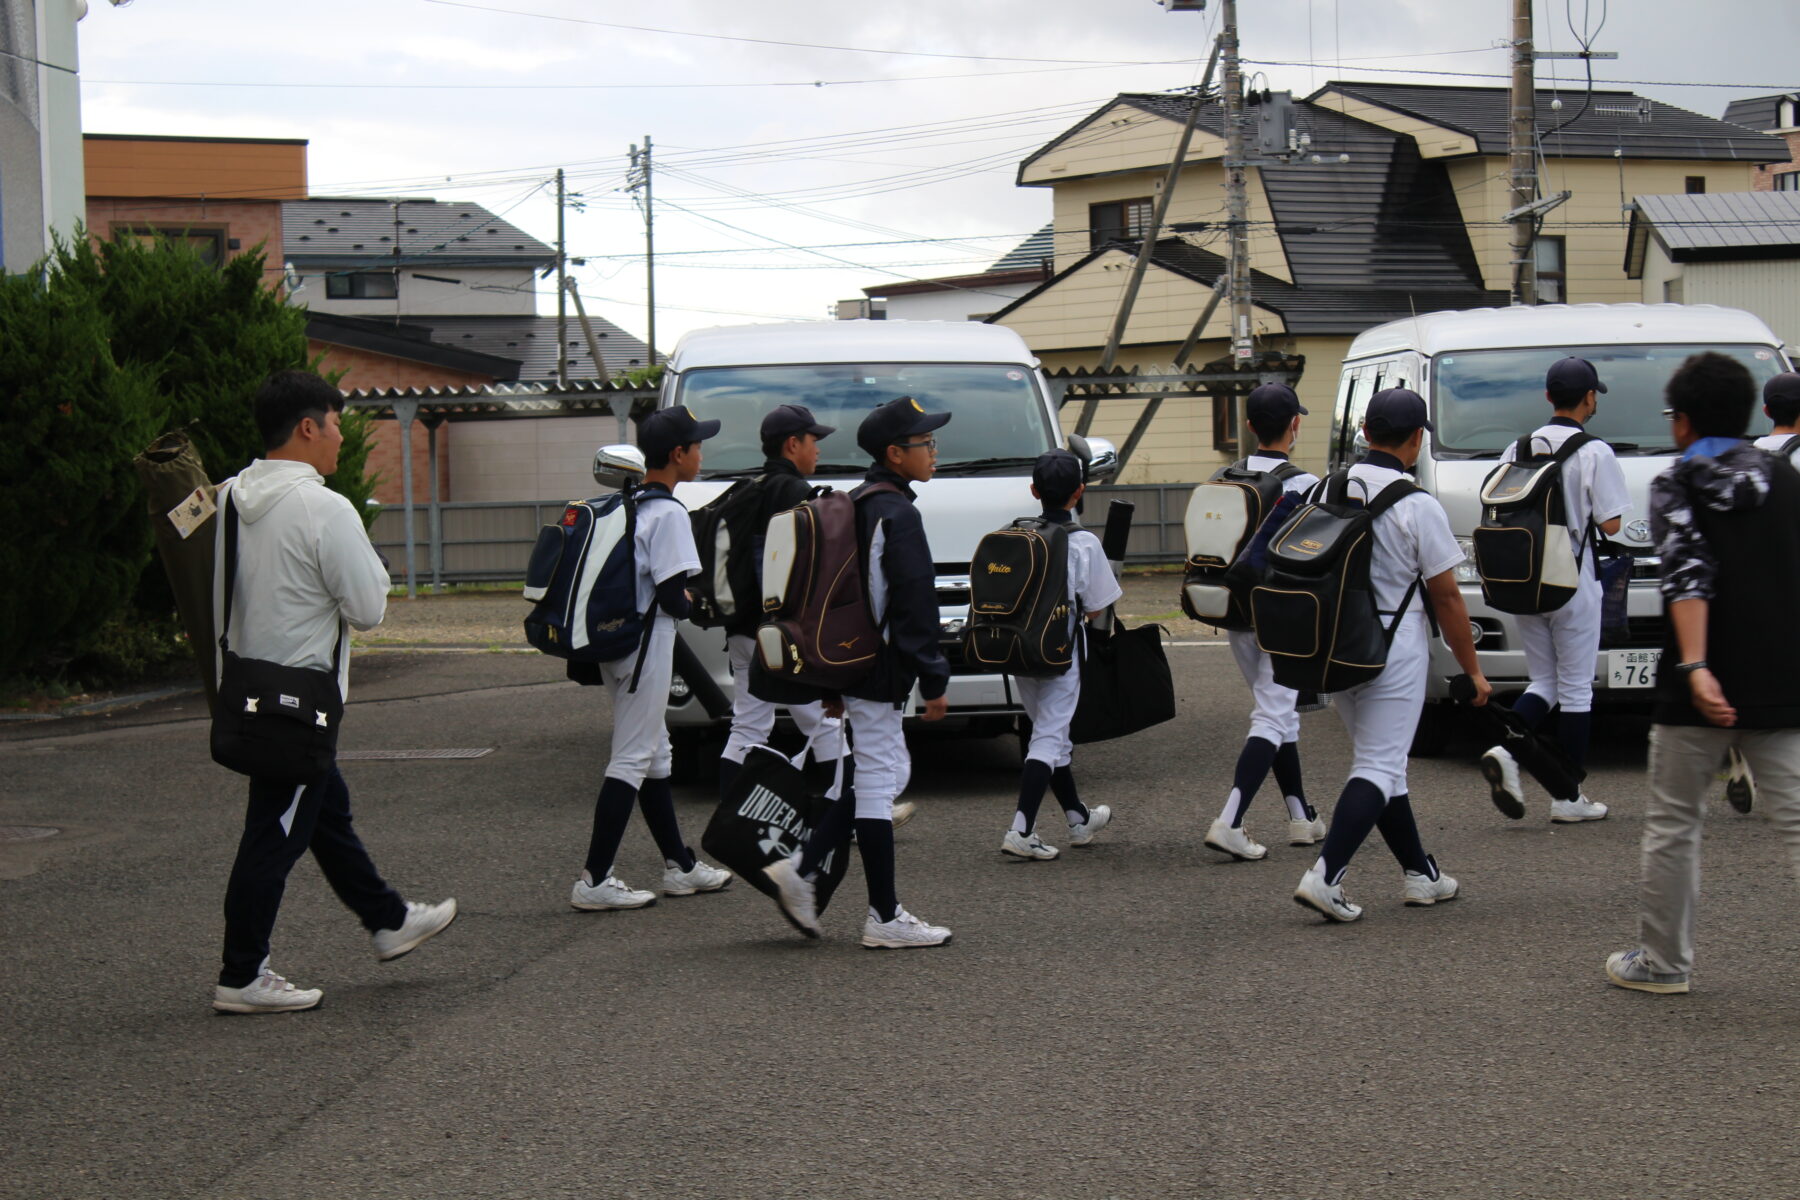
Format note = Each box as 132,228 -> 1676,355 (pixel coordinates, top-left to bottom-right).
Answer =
1077,435 -> 1119,481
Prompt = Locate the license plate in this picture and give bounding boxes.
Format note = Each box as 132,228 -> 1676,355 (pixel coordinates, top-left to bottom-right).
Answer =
1604,649 -> 1660,689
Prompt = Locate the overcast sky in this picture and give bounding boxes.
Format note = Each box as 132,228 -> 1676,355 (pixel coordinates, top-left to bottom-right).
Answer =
74,0 -> 1798,351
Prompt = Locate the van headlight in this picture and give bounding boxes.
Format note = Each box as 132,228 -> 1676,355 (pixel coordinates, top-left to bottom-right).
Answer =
1454,537 -> 1481,584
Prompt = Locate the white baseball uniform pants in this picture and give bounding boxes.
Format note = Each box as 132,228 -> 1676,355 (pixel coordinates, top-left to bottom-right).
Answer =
1514,575 -> 1602,714
721,634 -> 845,765
1229,628 -> 1301,745
1016,667 -> 1080,769
1330,615 -> 1429,799
842,696 -> 910,820
598,621 -> 675,788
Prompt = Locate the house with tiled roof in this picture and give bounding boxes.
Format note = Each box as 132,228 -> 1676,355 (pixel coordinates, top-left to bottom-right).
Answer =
990,81 -> 1790,483
845,224 -> 1054,322
1723,91 -> 1800,192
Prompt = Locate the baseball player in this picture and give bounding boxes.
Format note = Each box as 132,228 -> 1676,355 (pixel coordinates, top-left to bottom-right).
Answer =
1752,371 -> 1800,469
1479,357 -> 1628,824
571,407 -> 734,911
1000,449 -> 1123,861
1294,388 -> 1493,923
1204,383 -> 1327,862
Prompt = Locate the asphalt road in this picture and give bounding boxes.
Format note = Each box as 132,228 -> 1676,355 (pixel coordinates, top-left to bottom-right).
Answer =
4,646 -> 1799,1199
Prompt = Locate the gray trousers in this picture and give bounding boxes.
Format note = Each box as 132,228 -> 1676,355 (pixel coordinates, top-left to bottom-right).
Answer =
1639,723 -> 1800,975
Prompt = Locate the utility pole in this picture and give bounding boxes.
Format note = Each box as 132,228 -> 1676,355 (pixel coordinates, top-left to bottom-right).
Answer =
556,167 -> 569,386
628,137 -> 656,366
391,200 -> 403,325
1508,0 -> 1537,306
1220,0 -> 1253,360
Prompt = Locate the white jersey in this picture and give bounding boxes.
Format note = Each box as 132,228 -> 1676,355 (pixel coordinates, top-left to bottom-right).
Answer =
1243,452 -> 1319,497
1498,423 -> 1630,580
1754,432 -> 1800,471
632,490 -> 701,626
1340,460 -> 1465,622
1064,524 -> 1123,622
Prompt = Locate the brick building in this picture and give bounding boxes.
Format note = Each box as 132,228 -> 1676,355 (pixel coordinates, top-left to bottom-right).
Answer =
1724,92 -> 1800,193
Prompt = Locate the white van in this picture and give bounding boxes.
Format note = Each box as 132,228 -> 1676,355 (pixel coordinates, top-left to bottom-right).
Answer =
1330,303 -> 1793,753
656,320 -> 1114,766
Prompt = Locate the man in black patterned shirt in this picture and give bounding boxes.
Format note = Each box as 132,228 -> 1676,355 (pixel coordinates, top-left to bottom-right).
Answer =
1606,352 -> 1800,995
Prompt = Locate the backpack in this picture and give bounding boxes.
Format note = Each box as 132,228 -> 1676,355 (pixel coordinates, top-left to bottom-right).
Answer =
521,489 -> 675,670
1470,431 -> 1595,615
1249,472 -> 1423,693
964,517 -> 1075,677
754,482 -> 901,691
687,474 -> 774,631
1179,458 -> 1305,630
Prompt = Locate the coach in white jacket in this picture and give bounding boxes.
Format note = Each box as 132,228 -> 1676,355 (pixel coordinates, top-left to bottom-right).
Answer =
209,370 -> 455,1015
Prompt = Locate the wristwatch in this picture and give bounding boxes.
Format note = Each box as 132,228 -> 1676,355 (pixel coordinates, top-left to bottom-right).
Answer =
1674,660 -> 1709,675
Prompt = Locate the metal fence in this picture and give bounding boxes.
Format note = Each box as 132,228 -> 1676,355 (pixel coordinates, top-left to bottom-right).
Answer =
369,482 -> 1195,587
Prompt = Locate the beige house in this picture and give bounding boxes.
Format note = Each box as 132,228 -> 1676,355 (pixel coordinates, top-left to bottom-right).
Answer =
992,82 -> 1788,482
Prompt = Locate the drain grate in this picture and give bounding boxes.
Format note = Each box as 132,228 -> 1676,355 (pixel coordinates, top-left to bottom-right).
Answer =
337,748 -> 495,761
0,825 -> 60,842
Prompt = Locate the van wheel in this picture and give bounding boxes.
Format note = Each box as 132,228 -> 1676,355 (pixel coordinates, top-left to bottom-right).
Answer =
669,727 -> 721,786
1408,702 -> 1460,759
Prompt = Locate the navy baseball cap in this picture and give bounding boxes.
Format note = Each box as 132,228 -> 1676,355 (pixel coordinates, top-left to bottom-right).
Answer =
856,395 -> 951,459
760,403 -> 835,445
1765,372 -> 1800,407
1546,357 -> 1608,395
1364,387 -> 1433,438
1245,382 -> 1308,425
639,405 -> 721,457
1032,449 -> 1085,504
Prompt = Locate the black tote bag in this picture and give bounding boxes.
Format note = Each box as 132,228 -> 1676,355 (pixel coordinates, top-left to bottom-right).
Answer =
702,745 -> 852,914
209,490 -> 345,784
1069,619 -> 1176,745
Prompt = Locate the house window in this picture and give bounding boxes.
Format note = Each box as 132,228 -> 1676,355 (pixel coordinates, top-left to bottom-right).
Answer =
1776,171 -> 1800,192
116,225 -> 226,268
1089,197 -> 1154,249
1533,236 -> 1567,303
326,272 -> 399,300
1684,176 -> 1706,194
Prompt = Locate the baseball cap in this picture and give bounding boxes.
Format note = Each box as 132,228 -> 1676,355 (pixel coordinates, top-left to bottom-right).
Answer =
1031,449 -> 1085,505
1546,357 -> 1608,395
1364,387 -> 1433,438
1765,372 -> 1800,407
1245,382 -> 1308,425
760,403 -> 836,446
856,395 -> 952,459
639,406 -> 721,458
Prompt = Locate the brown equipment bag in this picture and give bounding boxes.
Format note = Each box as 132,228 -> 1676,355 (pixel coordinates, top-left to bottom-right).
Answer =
132,430 -> 219,711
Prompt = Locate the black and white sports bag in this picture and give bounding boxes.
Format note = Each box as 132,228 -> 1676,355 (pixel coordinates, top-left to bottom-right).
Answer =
1470,432 -> 1595,615
1179,458 -> 1304,630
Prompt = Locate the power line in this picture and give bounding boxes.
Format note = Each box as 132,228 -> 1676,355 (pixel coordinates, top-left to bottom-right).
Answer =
1245,59 -> 1798,89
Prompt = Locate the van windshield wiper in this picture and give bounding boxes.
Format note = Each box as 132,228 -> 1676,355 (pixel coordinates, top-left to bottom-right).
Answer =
810,462 -> 870,477
933,456 -> 1042,475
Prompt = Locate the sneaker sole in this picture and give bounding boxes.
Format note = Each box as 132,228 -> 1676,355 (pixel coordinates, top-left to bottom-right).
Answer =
1481,756 -> 1526,820
1403,885 -> 1460,907
212,995 -> 323,1015
663,877 -> 734,897
1000,844 -> 1058,861
772,902 -> 823,939
1606,964 -> 1689,994
1550,811 -> 1609,824
1726,781 -> 1754,814
861,933 -> 953,949
1293,891 -> 1361,923
570,896 -> 657,912
1203,836 -> 1267,862
375,906 -> 459,963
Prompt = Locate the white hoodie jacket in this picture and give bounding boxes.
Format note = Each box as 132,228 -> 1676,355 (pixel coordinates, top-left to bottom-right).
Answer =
211,458 -> 389,699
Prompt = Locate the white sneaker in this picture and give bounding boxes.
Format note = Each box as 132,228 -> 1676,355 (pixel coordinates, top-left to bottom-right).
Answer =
1068,804 -> 1111,846
892,801 -> 918,828
1204,818 -> 1267,861
213,965 -> 322,1015
761,853 -> 821,938
662,859 -> 733,896
1550,796 -> 1609,823
1288,814 -> 1327,845
861,906 -> 952,949
1402,860 -> 1460,906
1001,829 -> 1059,860
1293,863 -> 1362,922
1481,745 -> 1526,820
570,871 -> 656,911
372,898 -> 458,961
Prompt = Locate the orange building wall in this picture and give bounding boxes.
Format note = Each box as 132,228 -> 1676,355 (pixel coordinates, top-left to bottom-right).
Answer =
86,197 -> 286,286
84,136 -> 307,201
309,339 -> 496,504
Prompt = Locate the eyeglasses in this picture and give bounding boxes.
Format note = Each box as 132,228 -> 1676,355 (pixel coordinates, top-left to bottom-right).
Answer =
1662,408 -> 1678,420
895,436 -> 937,451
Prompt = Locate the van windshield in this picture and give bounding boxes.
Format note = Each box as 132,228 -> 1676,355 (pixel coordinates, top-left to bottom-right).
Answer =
1431,344 -> 1788,457
673,362 -> 1056,476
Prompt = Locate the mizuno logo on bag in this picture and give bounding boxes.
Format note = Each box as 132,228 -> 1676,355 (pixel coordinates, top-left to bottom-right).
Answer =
838,637 -> 859,650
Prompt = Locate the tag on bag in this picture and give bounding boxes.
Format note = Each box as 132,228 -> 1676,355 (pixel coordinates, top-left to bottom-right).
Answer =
166,486 -> 217,541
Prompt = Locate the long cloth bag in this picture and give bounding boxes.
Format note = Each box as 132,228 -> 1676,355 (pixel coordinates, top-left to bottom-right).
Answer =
702,744 -> 852,914
132,430 -> 220,711
1069,618 -> 1176,745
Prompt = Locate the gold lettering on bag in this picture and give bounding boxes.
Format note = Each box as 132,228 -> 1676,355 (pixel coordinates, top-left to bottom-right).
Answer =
986,562 -> 1012,574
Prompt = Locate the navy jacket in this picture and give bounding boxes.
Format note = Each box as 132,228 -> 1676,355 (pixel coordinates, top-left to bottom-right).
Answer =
846,466 -> 950,704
